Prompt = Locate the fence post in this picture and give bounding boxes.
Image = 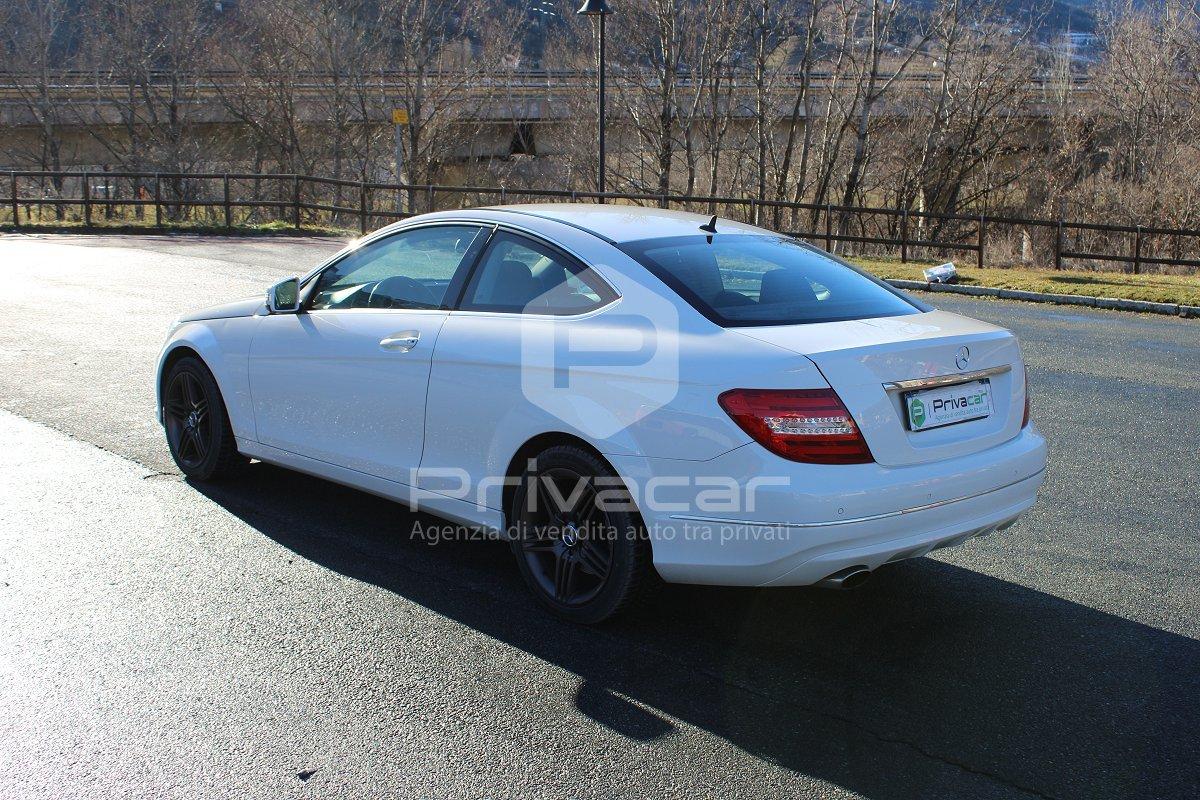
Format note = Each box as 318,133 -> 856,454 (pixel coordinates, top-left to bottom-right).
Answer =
977,215 -> 986,270
500,186 -> 507,205
427,185 -> 434,214
292,175 -> 301,230
1133,225 -> 1142,275
154,174 -> 161,227
900,209 -> 908,263
824,204 -> 832,251
82,172 -> 92,226
359,181 -> 368,235
223,174 -> 232,229
103,164 -> 112,220
10,172 -> 18,228
1054,220 -> 1063,270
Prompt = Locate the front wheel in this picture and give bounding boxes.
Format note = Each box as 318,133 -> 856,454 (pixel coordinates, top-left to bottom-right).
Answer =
508,445 -> 655,624
162,356 -> 247,481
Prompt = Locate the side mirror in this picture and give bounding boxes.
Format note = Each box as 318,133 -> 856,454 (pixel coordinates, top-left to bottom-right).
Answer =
267,277 -> 300,313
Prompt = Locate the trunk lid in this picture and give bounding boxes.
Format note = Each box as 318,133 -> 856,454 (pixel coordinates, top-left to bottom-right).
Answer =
734,310 -> 1026,467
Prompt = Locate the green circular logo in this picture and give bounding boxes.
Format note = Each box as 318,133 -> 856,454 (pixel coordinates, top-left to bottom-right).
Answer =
911,398 -> 926,428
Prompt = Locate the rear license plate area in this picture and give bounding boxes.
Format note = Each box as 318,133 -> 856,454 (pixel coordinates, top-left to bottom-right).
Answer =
904,379 -> 994,432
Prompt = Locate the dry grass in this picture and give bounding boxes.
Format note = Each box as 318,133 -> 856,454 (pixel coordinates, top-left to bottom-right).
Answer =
852,258 -> 1200,307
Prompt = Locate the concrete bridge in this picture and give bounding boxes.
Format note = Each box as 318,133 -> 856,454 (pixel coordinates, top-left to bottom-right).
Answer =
0,69 -> 1076,167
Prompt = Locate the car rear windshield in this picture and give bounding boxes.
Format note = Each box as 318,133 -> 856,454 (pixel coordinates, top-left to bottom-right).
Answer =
619,234 -> 921,327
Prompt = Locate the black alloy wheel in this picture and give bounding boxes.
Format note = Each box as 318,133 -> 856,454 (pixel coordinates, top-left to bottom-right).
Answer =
509,445 -> 655,623
164,369 -> 212,470
162,356 -> 246,481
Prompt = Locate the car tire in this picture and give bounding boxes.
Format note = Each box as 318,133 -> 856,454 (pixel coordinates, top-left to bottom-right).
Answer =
508,445 -> 656,624
161,356 -> 248,481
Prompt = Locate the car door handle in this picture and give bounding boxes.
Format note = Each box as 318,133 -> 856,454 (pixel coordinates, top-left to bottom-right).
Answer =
379,331 -> 420,352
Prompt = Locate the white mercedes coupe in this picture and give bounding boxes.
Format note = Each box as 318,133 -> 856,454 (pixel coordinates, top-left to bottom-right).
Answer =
158,205 -> 1047,622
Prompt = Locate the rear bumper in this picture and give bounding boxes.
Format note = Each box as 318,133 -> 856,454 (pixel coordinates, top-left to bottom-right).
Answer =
610,425 -> 1047,586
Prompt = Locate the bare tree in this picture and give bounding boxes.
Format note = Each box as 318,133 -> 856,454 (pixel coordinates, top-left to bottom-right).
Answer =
1087,0 -> 1200,227
676,0 -> 748,203
376,0 -> 506,211
1,0 -> 77,215
898,0 -> 1039,237
771,0 -> 830,229
608,0 -> 686,199
833,0 -> 944,243
213,1 -> 312,177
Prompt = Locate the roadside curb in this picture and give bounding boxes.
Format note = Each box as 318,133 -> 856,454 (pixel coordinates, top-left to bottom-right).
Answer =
886,278 -> 1200,319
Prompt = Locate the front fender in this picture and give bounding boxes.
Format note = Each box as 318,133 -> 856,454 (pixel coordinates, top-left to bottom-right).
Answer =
156,314 -> 264,441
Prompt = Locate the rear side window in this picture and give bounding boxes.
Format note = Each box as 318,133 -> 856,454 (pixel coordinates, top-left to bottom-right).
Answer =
460,231 -> 616,315
619,234 -> 919,326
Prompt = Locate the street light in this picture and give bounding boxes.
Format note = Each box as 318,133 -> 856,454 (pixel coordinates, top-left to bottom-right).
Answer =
577,0 -> 612,198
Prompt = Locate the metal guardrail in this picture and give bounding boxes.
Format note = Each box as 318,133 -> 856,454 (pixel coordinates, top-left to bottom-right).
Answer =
5,170 -> 1198,274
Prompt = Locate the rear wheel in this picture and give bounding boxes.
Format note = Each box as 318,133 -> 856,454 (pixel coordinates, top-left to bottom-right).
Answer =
162,356 -> 247,481
508,445 -> 655,624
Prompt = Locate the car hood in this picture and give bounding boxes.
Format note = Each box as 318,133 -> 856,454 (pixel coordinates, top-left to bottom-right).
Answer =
177,295 -> 265,323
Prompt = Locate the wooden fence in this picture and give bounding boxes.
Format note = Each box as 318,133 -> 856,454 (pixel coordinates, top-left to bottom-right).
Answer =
7,170 -> 1200,274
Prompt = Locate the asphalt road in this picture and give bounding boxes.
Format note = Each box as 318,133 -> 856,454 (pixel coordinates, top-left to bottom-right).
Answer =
1,233 -> 1197,799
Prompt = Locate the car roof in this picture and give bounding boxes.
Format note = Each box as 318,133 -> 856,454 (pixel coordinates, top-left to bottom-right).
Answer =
479,203 -> 772,244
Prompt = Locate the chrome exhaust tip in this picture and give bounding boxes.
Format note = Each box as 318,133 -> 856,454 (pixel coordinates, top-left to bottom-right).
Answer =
815,565 -> 872,590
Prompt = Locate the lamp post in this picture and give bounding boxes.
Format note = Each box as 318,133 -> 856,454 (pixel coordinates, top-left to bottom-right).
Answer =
577,0 -> 611,198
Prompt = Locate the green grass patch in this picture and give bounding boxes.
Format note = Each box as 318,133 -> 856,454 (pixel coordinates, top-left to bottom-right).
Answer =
852,257 -> 1200,307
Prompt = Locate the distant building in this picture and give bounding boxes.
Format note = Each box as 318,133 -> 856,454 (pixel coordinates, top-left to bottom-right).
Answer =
1051,31 -> 1102,65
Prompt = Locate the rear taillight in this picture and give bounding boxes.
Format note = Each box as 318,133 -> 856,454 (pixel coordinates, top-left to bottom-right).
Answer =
1022,366 -> 1031,428
718,388 -> 874,464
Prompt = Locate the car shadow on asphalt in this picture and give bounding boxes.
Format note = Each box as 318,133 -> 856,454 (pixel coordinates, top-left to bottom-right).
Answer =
192,463 -> 1196,800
